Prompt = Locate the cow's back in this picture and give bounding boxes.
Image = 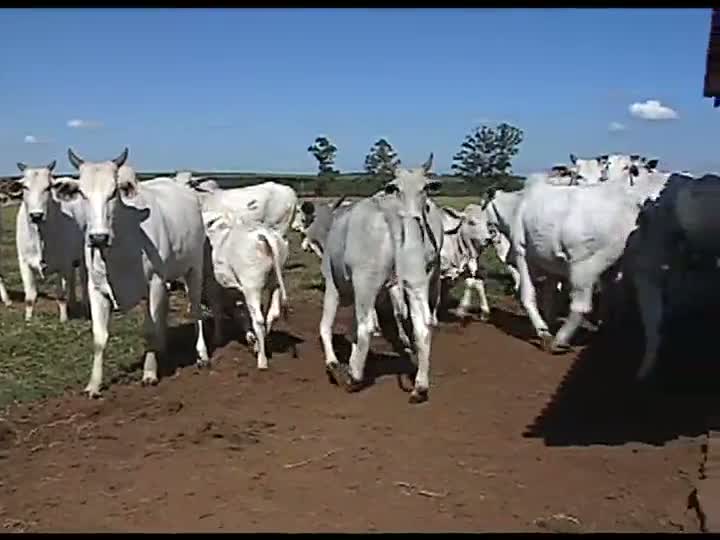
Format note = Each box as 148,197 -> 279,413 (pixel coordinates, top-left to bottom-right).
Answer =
204,182 -> 297,235
323,198 -> 393,294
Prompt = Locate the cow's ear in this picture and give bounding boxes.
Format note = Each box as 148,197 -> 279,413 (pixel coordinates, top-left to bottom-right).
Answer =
425,180 -> 441,193
384,182 -> 399,194
51,179 -> 81,202
645,158 -> 659,170
300,201 -> 315,215
3,180 -> 24,199
118,166 -> 139,199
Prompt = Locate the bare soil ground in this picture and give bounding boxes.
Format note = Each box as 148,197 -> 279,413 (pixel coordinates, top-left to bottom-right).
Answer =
0,288 -> 715,532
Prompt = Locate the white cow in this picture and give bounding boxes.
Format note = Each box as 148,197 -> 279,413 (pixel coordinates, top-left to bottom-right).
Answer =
12,161 -> 88,322
293,197 -> 353,257
53,147 -> 210,398
201,181 -> 298,238
511,168 -> 669,353
569,154 -> 609,184
320,154 -> 441,403
0,186 -> 12,307
437,205 -> 495,321
202,211 -> 289,370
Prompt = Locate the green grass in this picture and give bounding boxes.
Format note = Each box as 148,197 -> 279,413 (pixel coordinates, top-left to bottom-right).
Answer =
0,198 -> 513,410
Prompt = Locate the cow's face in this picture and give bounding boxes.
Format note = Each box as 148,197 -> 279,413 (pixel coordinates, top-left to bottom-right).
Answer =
462,206 -> 496,251
619,156 -> 660,187
54,147 -> 133,248
383,153 -> 439,220
293,201 -> 315,231
14,161 -> 57,224
569,154 -> 608,183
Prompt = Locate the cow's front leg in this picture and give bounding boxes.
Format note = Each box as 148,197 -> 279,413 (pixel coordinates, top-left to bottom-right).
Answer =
56,273 -> 69,323
142,277 -> 169,386
469,276 -> 491,322
18,255 -> 37,321
84,287 -> 112,398
0,273 -> 11,307
408,289 -> 432,404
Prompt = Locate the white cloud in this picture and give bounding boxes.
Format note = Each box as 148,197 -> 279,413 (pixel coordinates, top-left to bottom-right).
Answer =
67,118 -> 102,129
628,100 -> 678,121
23,134 -> 51,144
608,121 -> 626,132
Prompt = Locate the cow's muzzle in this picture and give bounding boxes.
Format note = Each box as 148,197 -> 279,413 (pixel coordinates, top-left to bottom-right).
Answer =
29,212 -> 45,224
88,233 -> 110,248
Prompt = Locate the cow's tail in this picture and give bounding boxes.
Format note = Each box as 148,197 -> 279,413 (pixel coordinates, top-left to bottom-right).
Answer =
258,230 -> 289,319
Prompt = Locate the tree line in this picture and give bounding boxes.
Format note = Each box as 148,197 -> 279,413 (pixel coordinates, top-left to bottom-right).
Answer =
307,122 -> 525,196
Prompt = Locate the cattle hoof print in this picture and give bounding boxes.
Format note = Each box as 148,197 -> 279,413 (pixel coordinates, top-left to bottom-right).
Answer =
408,389 -> 429,404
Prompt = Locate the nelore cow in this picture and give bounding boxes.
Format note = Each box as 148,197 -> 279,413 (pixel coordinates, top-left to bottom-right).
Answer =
319,154 -> 442,404
510,166 -> 670,353
11,160 -> 88,322
52,147 -> 210,398
201,181 -> 298,238
201,209 -> 290,370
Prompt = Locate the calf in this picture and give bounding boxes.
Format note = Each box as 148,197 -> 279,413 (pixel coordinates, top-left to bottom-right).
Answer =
202,211 -> 289,370
438,205 -> 495,321
201,181 -> 298,238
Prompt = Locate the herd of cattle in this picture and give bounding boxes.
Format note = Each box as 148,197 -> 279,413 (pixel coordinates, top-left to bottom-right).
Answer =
0,148 -> 719,403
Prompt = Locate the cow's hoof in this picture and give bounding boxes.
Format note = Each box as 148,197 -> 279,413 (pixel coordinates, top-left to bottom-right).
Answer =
345,376 -> 365,393
141,375 -> 159,386
257,363 -> 269,371
326,363 -> 344,386
539,333 -> 554,353
550,342 -> 573,355
83,385 -> 102,399
409,388 -> 429,404
195,358 -> 210,369
479,311 -> 490,323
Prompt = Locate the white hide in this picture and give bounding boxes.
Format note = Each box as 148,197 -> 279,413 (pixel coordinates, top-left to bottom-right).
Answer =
202,212 -> 289,370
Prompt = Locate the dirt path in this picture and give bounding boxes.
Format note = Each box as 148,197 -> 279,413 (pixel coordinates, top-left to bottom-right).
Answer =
0,297 -> 706,532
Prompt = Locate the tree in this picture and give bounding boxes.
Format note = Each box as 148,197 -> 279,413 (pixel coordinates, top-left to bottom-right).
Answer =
307,136 -> 338,177
451,123 -> 524,186
364,138 -> 400,181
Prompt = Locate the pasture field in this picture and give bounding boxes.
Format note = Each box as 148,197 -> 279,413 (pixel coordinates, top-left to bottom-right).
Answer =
0,196 -> 711,532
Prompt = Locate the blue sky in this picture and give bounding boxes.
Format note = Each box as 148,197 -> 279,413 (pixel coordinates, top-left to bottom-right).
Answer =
0,8 -> 716,176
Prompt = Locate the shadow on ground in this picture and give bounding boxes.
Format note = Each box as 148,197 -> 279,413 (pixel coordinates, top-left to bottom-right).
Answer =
524,288 -> 720,447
